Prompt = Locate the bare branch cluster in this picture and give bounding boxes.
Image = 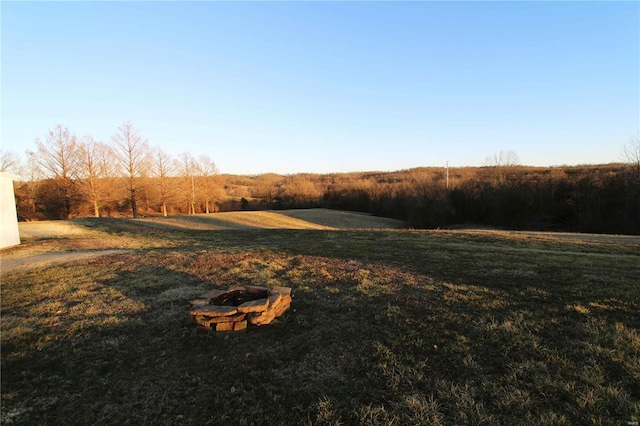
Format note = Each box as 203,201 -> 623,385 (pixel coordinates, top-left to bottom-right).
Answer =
621,136 -> 640,182
7,122 -> 221,219
482,150 -> 521,186
0,150 -> 21,175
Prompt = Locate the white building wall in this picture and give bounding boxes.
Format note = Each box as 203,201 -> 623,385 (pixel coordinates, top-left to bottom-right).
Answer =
0,173 -> 20,249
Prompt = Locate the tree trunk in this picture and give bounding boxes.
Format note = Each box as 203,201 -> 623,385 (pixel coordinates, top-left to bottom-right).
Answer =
64,195 -> 71,219
131,191 -> 138,218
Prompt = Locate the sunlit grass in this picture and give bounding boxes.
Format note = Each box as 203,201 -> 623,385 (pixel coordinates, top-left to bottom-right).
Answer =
279,208 -> 404,229
137,210 -> 336,230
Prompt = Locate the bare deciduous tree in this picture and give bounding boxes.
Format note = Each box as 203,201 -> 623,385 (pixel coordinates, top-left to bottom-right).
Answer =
178,152 -> 198,214
0,150 -> 21,175
16,150 -> 42,214
78,137 -> 116,217
196,155 -> 222,214
483,150 -> 521,186
281,174 -> 322,205
36,125 -> 81,219
152,147 -> 178,216
112,122 -> 150,218
251,173 -> 283,204
622,136 -> 640,183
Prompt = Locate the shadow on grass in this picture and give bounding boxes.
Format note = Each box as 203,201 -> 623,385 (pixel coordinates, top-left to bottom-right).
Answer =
2,228 -> 639,425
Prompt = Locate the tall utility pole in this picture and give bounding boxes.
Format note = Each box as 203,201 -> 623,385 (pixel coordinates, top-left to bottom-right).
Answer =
446,161 -> 449,189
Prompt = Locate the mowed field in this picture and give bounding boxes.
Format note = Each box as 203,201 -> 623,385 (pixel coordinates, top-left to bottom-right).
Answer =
1,209 -> 639,425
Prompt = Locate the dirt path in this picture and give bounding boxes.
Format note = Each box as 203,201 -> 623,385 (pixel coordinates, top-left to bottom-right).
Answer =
1,249 -> 132,274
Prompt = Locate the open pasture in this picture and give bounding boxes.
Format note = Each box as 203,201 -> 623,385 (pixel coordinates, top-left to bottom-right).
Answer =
1,210 -> 639,425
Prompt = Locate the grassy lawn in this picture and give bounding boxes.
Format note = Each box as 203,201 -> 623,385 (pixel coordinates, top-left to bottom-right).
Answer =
1,213 -> 639,425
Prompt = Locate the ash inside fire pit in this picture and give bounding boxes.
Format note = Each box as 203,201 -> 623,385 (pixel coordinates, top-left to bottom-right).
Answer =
211,287 -> 269,306
189,285 -> 292,332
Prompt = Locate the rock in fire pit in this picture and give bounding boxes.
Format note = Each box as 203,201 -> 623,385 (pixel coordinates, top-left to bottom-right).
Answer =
189,285 -> 292,332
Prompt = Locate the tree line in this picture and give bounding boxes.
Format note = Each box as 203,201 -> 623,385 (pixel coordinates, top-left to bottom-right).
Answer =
2,123 -> 223,219
235,159 -> 639,235
3,128 -> 639,235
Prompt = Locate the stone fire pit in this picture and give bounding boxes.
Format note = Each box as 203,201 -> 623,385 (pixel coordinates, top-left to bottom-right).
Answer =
189,285 -> 292,332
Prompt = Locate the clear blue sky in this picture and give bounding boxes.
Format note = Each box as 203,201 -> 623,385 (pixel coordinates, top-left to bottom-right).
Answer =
2,1 -> 638,175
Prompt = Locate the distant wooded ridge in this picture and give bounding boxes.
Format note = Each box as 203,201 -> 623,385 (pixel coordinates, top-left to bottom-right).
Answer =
3,124 -> 639,235
12,162 -> 640,236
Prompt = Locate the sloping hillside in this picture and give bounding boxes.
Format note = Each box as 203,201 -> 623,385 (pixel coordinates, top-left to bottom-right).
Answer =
13,209 -> 404,240
276,209 -> 404,229
136,209 -> 405,231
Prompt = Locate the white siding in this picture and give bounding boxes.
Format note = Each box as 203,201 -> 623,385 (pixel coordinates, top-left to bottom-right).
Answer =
0,173 -> 20,248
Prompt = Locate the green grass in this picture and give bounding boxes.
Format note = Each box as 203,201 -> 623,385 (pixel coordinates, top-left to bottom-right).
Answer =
1,213 -> 639,425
